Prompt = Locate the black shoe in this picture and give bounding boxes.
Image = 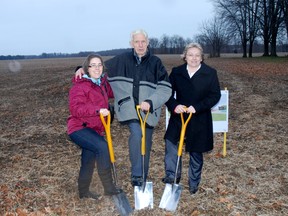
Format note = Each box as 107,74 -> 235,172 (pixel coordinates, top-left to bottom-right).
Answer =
189,186 -> 198,195
79,191 -> 100,200
131,176 -> 143,187
162,176 -> 180,184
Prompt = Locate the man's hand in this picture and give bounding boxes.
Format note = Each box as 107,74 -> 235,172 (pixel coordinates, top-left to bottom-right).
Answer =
75,68 -> 85,79
140,101 -> 150,112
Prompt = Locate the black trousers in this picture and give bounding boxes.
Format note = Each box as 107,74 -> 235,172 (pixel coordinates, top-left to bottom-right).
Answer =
164,139 -> 203,188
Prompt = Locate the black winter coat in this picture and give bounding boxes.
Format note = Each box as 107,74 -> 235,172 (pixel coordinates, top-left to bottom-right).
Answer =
164,63 -> 221,153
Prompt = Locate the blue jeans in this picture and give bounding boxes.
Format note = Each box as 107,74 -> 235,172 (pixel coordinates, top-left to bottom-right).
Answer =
164,139 -> 203,188
128,122 -> 153,178
69,128 -> 111,194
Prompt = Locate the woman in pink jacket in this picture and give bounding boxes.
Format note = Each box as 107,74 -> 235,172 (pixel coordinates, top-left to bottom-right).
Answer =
67,54 -> 122,199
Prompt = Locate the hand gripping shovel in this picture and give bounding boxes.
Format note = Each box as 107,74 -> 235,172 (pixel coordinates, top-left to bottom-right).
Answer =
159,111 -> 192,211
100,113 -> 133,216
134,105 -> 153,210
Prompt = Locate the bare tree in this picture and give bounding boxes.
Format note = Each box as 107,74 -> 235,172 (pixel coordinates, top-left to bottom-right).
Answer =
150,35 -> 192,54
195,17 -> 230,57
170,35 -> 186,54
185,38 -> 193,45
148,37 -> 160,53
284,0 -> 288,37
247,0 -> 261,57
259,0 -> 271,56
212,0 -> 261,57
159,34 -> 170,53
270,0 -> 285,56
259,0 -> 284,56
213,0 -> 248,57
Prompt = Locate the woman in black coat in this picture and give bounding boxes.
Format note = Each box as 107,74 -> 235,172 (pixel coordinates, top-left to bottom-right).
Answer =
162,43 -> 221,194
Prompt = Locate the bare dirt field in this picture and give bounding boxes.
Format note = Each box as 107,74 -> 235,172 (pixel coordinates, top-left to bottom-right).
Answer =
0,54 -> 287,216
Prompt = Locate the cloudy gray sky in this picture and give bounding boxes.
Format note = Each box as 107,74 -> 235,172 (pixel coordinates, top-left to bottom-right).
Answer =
1,0 -> 214,55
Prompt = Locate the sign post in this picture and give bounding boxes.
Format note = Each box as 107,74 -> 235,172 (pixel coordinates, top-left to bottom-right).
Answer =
211,88 -> 229,156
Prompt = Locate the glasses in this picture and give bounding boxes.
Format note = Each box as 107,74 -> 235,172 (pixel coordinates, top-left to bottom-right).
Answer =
186,54 -> 201,58
89,64 -> 103,69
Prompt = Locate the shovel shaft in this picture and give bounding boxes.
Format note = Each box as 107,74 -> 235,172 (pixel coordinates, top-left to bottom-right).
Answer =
174,156 -> 181,185
177,112 -> 193,157
136,105 -> 150,193
100,113 -> 115,163
112,163 -> 118,186
136,105 -> 149,156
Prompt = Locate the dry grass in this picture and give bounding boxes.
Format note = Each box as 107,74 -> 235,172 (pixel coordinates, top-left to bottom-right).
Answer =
0,54 -> 287,216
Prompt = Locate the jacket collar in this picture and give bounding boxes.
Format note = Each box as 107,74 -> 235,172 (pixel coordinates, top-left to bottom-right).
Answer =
132,48 -> 150,64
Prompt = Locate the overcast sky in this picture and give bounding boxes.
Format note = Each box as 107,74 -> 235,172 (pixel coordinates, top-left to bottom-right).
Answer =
1,0 -> 215,56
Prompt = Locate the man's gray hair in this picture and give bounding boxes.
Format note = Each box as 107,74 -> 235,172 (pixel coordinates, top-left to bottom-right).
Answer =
130,29 -> 149,42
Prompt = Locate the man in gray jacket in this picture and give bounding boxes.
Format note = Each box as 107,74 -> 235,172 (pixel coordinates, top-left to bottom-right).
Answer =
76,29 -> 172,187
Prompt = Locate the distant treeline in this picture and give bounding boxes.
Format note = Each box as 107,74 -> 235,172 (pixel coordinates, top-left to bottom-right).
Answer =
1,44 -> 287,61
0,48 -> 131,60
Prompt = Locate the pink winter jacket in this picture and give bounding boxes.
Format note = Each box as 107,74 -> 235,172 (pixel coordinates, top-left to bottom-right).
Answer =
67,74 -> 114,135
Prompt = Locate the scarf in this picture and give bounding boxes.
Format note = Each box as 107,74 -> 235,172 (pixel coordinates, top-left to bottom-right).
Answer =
83,74 -> 103,86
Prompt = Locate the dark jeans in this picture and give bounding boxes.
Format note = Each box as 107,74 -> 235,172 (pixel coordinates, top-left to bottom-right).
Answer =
164,139 -> 203,188
127,122 -> 153,178
69,128 -> 111,194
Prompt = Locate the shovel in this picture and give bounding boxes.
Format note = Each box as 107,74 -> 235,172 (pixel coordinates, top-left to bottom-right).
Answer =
134,105 -> 153,210
159,111 -> 192,211
100,113 -> 133,216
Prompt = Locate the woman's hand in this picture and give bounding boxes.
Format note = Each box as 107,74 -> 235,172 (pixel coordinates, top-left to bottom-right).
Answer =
174,105 -> 186,114
186,105 -> 196,113
99,108 -> 110,117
174,105 -> 196,114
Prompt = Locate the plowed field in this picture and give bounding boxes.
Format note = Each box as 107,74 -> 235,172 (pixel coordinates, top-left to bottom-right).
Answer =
0,54 -> 287,216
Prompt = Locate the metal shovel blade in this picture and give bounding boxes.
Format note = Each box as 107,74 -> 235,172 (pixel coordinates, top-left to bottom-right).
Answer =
134,181 -> 153,210
159,183 -> 182,211
112,192 -> 133,216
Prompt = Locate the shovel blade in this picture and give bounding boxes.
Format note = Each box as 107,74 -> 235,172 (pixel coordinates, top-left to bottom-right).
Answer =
112,192 -> 133,216
159,183 -> 182,211
134,182 -> 153,210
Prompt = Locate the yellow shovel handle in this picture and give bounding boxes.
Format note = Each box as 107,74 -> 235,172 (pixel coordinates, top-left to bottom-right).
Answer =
100,113 -> 115,163
136,105 -> 149,156
177,111 -> 193,157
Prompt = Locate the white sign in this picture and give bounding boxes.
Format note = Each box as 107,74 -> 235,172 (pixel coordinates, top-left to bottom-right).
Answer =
211,90 -> 229,132
165,90 -> 229,133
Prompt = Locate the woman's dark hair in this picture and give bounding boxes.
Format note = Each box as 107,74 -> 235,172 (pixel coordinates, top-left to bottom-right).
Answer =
82,54 -> 104,77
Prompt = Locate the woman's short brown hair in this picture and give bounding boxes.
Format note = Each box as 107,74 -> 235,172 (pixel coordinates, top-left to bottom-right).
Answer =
82,54 -> 104,77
